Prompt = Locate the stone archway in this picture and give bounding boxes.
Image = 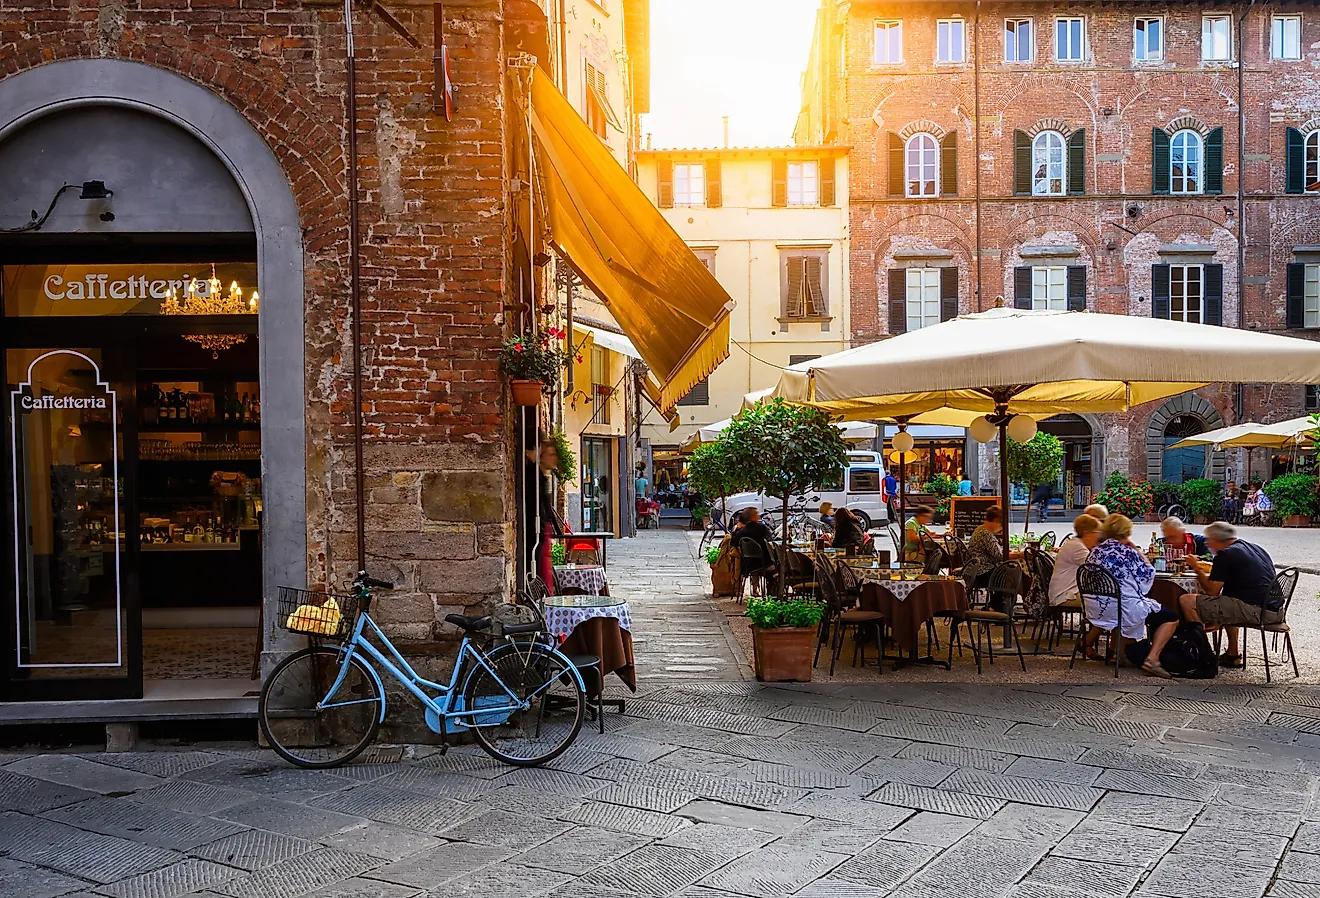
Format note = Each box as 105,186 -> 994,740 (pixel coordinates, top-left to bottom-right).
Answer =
1145,394 -> 1225,482
0,59 -> 307,661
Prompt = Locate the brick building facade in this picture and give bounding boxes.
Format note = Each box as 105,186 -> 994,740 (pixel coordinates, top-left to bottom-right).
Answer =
798,0 -> 1320,496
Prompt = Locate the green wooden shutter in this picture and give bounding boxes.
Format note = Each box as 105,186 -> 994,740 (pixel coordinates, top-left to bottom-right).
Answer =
819,156 -> 836,206
1205,127 -> 1224,195
1066,266 -> 1086,311
1014,266 -> 1033,309
1287,262 -> 1306,328
888,133 -> 905,197
940,132 -> 958,197
1286,128 -> 1306,194
888,268 -> 907,334
1152,264 -> 1171,318
1152,129 -> 1171,195
656,159 -> 673,208
1203,263 -> 1223,325
771,158 -> 788,207
940,267 -> 958,321
1067,129 -> 1085,195
705,157 -> 722,208
1014,130 -> 1032,195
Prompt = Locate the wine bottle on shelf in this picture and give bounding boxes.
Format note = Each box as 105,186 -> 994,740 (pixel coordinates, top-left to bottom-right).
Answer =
240,393 -> 250,423
252,394 -> 260,422
163,389 -> 175,420
179,391 -> 191,423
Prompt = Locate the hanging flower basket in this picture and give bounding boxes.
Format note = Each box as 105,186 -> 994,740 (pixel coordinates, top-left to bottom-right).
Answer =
510,379 -> 545,406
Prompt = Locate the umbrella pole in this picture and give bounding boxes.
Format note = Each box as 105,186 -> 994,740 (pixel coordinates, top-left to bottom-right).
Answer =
899,451 -> 907,559
999,421 -> 1011,560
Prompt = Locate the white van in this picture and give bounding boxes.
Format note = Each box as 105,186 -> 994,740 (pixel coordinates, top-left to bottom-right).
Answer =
723,451 -> 890,530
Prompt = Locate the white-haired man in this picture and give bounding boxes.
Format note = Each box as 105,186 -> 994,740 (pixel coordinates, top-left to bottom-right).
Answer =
1179,521 -> 1279,668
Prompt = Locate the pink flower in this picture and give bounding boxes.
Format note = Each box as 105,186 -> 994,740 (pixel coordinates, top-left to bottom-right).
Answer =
514,345 -> 524,353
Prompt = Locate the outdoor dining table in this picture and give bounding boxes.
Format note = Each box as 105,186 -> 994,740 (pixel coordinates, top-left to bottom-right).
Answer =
857,571 -> 970,669
544,593 -> 637,694
552,563 -> 609,596
1148,574 -> 1201,610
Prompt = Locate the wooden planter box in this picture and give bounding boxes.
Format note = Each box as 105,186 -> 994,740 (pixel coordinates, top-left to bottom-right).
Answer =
1283,514 -> 1312,528
751,626 -> 816,682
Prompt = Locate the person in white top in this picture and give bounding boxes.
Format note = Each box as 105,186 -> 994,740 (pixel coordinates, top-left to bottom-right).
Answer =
1048,514 -> 1103,606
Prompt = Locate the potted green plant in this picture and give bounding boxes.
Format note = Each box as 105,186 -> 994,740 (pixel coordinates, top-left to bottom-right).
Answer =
1264,473 -> 1318,527
705,544 -> 722,566
722,399 -> 848,589
1178,478 -> 1222,524
547,429 -> 576,484
1006,432 -> 1065,534
1093,471 -> 1154,521
499,328 -> 574,406
744,597 -> 825,682
923,473 -> 960,522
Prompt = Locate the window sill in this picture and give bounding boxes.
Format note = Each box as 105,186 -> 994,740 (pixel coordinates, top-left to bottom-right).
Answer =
777,316 -> 833,325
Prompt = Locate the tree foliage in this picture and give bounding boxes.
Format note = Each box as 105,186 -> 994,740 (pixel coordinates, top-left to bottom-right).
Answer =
1007,432 -> 1065,533
723,399 -> 849,586
685,440 -> 747,509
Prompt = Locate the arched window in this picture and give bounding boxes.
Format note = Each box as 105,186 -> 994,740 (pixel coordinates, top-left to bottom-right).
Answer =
1162,414 -> 1208,485
1306,130 -> 1320,194
1032,131 -> 1066,196
1170,129 -> 1203,194
905,133 -> 939,197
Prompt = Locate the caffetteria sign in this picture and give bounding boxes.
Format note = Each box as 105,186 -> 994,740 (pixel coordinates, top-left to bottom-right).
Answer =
4,263 -> 257,317
19,394 -> 108,410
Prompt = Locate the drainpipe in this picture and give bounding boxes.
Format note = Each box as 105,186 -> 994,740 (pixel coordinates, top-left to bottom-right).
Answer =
1236,0 -> 1254,468
973,0 -> 983,311
344,0 -> 367,570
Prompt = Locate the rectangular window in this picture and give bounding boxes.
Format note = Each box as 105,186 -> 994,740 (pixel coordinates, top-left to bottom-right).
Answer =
905,268 -> 941,332
937,19 -> 965,63
1169,265 -> 1204,324
787,161 -> 819,206
1273,15 -> 1302,60
672,163 -> 705,206
1306,263 -> 1320,328
1005,19 -> 1033,62
1031,266 -> 1068,311
590,346 -> 611,424
1307,385 -> 1320,411
583,62 -> 617,138
1056,17 -> 1084,62
783,252 -> 828,319
874,21 -> 902,64
691,248 -> 716,274
676,377 -> 709,406
788,354 -> 820,366
1203,15 -> 1232,61
849,469 -> 882,492
1135,17 -> 1163,61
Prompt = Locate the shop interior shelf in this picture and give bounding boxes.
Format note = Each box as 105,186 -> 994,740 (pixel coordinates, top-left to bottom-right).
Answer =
138,423 -> 261,434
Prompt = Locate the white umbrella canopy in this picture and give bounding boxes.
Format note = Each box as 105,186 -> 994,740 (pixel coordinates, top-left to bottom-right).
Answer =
1215,415 -> 1316,449
773,307 -> 1320,418
1166,422 -> 1269,450
680,417 -> 877,452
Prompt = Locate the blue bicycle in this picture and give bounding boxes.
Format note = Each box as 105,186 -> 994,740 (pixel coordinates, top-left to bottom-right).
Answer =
259,573 -> 586,768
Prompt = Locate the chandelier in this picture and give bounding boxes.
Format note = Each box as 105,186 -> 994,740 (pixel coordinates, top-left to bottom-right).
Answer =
160,265 -> 259,357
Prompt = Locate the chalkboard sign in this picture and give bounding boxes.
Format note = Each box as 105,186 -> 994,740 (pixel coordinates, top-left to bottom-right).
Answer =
950,497 -> 1001,539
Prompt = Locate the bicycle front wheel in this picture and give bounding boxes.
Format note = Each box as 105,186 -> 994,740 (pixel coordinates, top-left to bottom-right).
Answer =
259,646 -> 383,769
464,643 -> 584,767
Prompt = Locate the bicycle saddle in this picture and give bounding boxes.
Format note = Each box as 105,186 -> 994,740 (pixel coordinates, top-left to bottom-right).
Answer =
445,614 -> 491,632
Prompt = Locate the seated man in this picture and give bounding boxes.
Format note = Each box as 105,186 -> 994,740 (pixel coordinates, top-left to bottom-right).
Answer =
1178,521 -> 1280,668
1160,516 -> 1207,558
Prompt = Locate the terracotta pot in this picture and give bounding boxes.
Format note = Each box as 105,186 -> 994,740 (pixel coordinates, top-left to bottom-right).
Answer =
751,626 -> 816,682
1145,514 -> 1162,523
1194,514 -> 1213,525
510,380 -> 544,406
1284,514 -> 1312,528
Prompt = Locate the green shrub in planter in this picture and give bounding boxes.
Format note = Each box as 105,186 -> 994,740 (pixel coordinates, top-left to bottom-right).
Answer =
550,542 -> 566,566
924,473 -> 960,520
744,597 -> 825,630
1178,479 -> 1223,518
705,545 -> 722,566
1263,473 -> 1318,519
1093,472 -> 1154,520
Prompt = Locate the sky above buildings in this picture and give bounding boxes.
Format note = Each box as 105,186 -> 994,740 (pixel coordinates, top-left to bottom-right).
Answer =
642,0 -> 819,150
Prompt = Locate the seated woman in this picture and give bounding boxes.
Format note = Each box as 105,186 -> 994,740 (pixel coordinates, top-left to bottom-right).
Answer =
818,501 -> 836,529
1049,514 -> 1102,606
833,506 -> 869,554
903,505 -> 942,564
962,506 -> 1004,592
1082,514 -> 1179,678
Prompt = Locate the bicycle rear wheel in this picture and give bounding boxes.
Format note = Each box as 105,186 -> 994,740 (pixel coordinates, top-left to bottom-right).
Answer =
259,646 -> 383,768
464,643 -> 584,766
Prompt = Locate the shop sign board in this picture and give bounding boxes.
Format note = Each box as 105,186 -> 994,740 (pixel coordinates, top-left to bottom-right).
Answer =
3,263 -> 257,317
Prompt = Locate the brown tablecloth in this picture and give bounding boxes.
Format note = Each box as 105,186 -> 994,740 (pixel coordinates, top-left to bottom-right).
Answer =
559,616 -> 637,696
1149,577 -> 1195,611
862,580 -> 970,656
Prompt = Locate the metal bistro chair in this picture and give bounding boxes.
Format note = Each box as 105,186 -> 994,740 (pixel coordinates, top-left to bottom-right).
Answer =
1037,531 -> 1058,551
1071,563 -> 1124,678
942,534 -> 969,576
519,578 -> 620,734
784,548 -> 819,599
954,562 -> 1027,674
1243,567 -> 1301,682
738,537 -> 770,598
887,522 -> 904,559
816,553 -> 885,675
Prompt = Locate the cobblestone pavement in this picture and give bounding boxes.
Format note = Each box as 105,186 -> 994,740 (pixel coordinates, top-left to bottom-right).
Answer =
4,530 -> 1320,898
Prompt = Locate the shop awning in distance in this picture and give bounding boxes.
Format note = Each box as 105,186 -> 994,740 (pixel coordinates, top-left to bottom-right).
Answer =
524,67 -> 732,416
572,322 -> 641,359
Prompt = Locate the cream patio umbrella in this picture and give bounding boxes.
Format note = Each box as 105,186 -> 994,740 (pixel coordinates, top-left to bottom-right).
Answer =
1169,416 -> 1316,481
681,418 -> 878,453
1166,422 -> 1268,451
767,306 -> 1320,556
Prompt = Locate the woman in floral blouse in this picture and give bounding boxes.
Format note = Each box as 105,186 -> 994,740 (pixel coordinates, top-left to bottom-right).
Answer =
1083,514 -> 1179,677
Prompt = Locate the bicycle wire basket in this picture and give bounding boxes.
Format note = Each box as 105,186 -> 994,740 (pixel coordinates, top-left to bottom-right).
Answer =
277,586 -> 359,639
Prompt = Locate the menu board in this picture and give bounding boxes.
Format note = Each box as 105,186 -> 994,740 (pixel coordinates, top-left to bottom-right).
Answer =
950,497 -> 1001,539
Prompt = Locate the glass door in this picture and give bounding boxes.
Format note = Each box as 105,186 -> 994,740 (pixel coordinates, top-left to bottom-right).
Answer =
5,346 -> 140,699
581,437 -> 614,534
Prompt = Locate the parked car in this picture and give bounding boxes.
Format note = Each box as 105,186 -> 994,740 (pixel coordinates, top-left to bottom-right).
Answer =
724,452 -> 890,531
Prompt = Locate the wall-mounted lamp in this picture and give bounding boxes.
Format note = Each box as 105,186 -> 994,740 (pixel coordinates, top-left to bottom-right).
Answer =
78,180 -> 113,200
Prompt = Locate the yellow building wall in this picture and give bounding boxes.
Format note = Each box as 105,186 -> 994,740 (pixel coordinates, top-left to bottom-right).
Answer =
562,319 -> 629,534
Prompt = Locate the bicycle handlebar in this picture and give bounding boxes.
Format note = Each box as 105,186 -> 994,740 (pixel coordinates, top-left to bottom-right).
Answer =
354,572 -> 394,590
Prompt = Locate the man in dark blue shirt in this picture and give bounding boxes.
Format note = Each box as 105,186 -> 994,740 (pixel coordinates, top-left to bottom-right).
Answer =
1179,521 -> 1279,667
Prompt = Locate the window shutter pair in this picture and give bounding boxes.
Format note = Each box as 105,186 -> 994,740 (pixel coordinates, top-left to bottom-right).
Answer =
1013,266 -> 1033,308
1152,127 -> 1223,194
888,268 -> 907,333
1013,129 -> 1086,194
887,133 -> 905,196
785,256 -> 826,317
1286,127 -> 1306,194
771,158 -> 788,207
1150,263 -> 1223,324
1287,262 -> 1307,328
657,159 -> 673,208
706,158 -> 722,208
940,132 -> 958,197
939,267 -> 959,321
820,157 -> 837,206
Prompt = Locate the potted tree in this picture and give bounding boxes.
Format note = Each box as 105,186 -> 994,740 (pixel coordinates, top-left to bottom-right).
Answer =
1178,478 -> 1222,524
1263,473 -> 1317,527
923,473 -> 960,524
745,596 -> 825,682
685,440 -> 747,531
722,398 -> 849,589
499,328 -> 574,406
1006,432 -> 1064,534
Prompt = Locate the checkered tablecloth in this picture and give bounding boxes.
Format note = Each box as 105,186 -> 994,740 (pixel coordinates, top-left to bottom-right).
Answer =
543,598 -> 632,641
553,565 -> 609,595
856,575 -> 948,601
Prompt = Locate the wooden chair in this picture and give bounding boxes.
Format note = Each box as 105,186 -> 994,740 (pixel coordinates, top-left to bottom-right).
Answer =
954,562 -> 1027,674
1071,563 -> 1124,678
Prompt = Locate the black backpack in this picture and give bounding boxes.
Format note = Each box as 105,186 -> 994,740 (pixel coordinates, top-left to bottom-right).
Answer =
1124,622 -> 1219,679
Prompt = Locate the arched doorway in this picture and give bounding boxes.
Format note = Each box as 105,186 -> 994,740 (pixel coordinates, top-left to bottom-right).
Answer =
1162,415 -> 1209,485
1037,414 -> 1104,511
